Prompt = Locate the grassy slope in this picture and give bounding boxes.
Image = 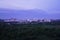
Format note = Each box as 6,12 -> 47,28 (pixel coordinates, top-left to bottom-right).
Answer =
0,23 -> 60,40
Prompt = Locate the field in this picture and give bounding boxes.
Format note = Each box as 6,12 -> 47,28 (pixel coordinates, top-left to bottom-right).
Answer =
0,22 -> 60,40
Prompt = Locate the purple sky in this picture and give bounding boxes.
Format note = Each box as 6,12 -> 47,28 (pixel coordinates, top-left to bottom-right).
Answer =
0,0 -> 60,19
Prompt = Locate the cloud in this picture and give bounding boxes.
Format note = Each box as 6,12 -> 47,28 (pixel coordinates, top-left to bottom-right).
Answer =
0,0 -> 60,14
0,0 -> 38,9
0,0 -> 53,10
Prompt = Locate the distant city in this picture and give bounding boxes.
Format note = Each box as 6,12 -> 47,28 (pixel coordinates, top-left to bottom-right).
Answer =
0,18 -> 60,24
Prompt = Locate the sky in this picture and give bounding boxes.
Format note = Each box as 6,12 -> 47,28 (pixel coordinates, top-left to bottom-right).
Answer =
0,0 -> 60,11
0,0 -> 60,19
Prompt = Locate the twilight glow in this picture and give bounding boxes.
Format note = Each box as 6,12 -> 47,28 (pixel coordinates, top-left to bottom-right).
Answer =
0,0 -> 60,10
0,0 -> 60,19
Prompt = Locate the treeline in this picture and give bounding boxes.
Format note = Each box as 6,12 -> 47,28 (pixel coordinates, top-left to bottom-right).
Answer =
0,22 -> 60,40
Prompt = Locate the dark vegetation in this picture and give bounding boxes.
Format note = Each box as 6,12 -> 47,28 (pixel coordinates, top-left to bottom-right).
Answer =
0,22 -> 60,40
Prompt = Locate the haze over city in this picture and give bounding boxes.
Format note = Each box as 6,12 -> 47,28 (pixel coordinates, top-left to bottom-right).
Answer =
0,0 -> 60,19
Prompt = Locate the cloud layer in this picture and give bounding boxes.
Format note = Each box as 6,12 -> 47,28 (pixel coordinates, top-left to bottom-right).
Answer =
0,0 -> 60,9
0,0 -> 60,13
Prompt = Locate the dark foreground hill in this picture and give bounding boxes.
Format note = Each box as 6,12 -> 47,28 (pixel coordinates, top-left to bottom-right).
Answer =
0,22 -> 60,40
